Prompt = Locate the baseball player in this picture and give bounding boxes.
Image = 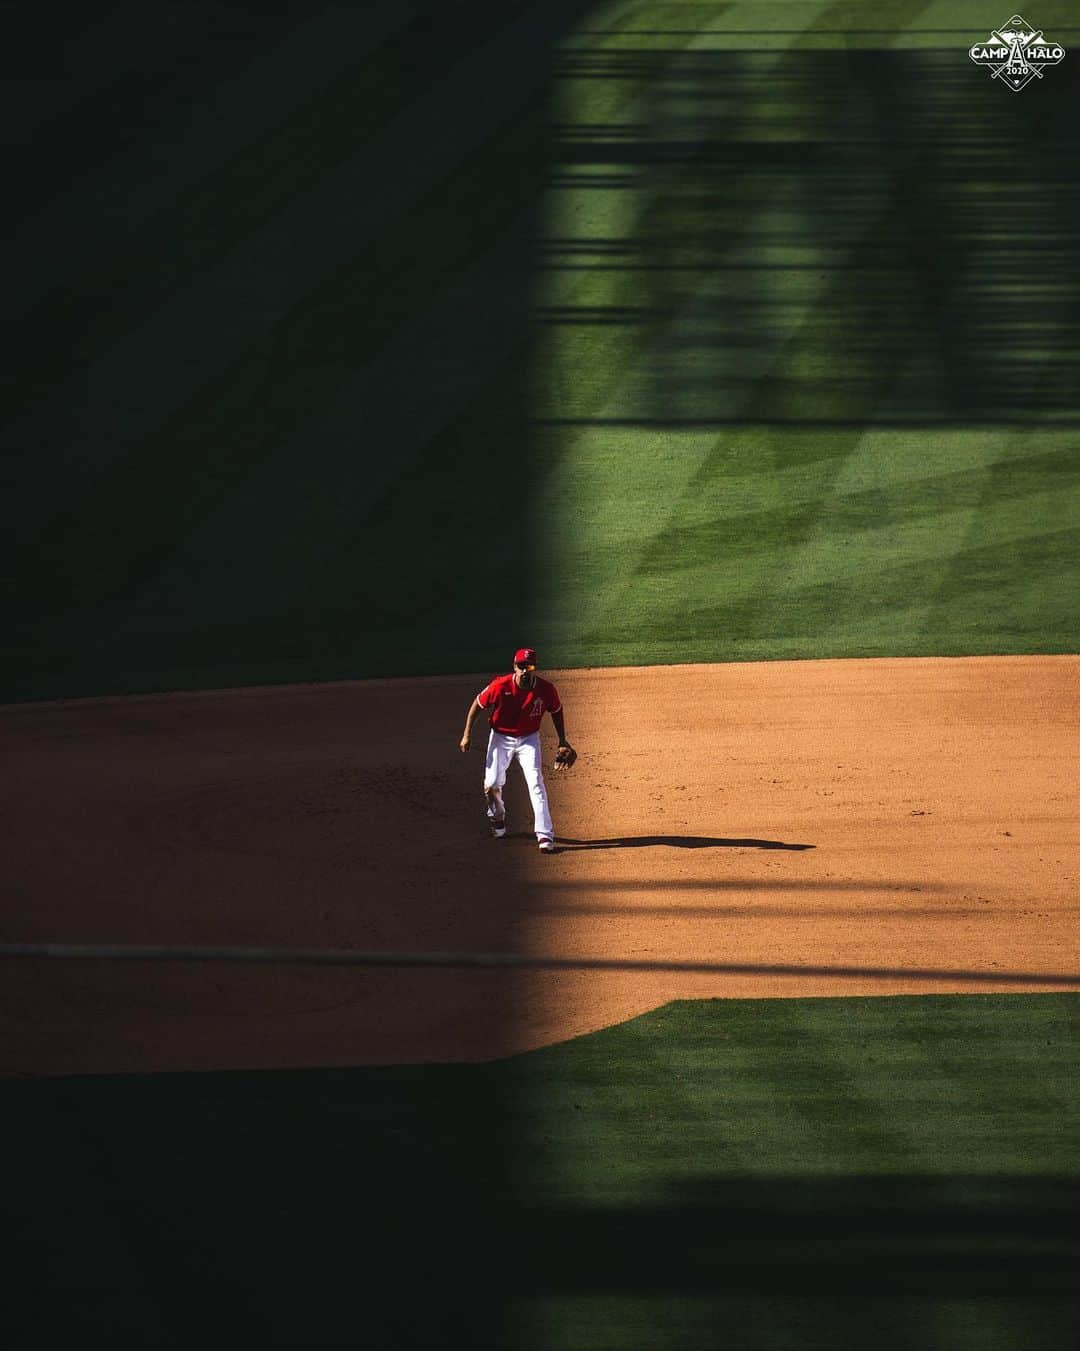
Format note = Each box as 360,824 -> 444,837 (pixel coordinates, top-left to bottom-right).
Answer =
459,647 -> 576,853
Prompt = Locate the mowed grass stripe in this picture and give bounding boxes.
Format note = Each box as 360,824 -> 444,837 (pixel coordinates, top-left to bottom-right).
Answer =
565,486 -> 1079,658
637,432 -> 1075,535
511,994 -> 1080,1192
653,461 -> 1080,591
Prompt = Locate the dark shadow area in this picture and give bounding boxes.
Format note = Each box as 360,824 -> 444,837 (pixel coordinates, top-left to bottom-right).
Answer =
4,1064 -> 510,1348
0,11 -> 596,1351
6,1055 -> 1079,1351
556,834 -> 814,850
0,1 -> 594,701
515,1176 -> 1080,1296
5,949 -> 1074,988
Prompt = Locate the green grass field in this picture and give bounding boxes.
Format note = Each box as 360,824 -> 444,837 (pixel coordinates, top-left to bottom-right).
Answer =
528,2 -> 1080,669
4,2 -> 1078,698
509,995 -> 1080,1349
8,996 -> 1078,1348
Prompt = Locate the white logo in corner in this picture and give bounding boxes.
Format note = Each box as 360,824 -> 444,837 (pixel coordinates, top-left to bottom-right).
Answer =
970,14 -> 1065,91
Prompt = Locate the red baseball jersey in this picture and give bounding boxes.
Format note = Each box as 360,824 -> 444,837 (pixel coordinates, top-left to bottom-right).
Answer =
476,674 -> 562,736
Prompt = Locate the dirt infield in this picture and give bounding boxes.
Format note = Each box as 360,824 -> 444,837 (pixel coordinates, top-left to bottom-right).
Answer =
2,655 -> 1077,1075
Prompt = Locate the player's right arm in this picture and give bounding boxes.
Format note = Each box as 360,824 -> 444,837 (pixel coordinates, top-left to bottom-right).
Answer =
460,697 -> 483,753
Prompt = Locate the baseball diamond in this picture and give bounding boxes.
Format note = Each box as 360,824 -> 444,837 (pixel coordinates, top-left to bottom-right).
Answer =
3,1 -> 1079,1349
3,654 -> 1077,1074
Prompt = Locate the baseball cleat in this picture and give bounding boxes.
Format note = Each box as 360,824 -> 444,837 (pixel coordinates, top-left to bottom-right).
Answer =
537,837 -> 555,853
491,817 -> 507,838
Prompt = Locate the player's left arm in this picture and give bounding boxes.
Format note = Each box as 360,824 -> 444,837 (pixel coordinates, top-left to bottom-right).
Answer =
550,705 -> 576,769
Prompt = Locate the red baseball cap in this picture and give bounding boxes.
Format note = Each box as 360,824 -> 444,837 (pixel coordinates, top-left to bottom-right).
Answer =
514,647 -> 538,668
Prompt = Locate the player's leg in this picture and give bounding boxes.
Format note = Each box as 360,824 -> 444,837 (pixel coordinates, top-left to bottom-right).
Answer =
483,731 -> 510,836
516,733 -> 554,846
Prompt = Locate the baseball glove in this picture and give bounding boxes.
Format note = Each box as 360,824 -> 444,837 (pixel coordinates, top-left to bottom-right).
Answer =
554,742 -> 577,770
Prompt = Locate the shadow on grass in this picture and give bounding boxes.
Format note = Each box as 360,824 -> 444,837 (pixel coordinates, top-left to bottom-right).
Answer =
515,1176 -> 1080,1296
7,1057 -> 1078,1349
538,46 -> 1080,430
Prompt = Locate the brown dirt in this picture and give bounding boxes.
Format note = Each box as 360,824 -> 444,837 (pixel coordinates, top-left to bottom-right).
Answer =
2,655 -> 1077,1075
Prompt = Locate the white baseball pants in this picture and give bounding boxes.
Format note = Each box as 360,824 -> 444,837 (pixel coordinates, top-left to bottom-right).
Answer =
484,730 -> 554,841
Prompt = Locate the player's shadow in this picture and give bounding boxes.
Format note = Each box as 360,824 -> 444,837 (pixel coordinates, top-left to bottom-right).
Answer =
554,835 -> 814,851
